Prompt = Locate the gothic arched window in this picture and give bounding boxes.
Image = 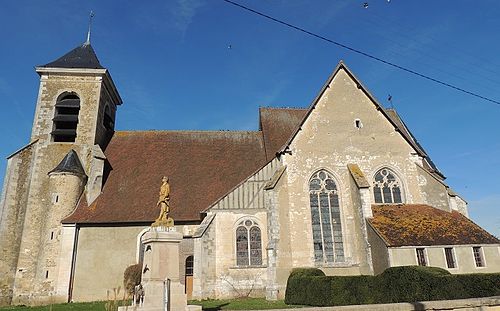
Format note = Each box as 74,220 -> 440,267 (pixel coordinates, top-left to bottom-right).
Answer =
52,93 -> 80,142
236,219 -> 262,266
373,168 -> 403,204
309,170 -> 345,264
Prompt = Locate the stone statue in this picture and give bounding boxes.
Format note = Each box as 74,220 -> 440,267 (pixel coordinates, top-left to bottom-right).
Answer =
152,176 -> 174,227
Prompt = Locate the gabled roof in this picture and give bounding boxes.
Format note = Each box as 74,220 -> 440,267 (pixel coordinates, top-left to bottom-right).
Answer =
40,43 -> 104,69
277,61 -> 433,164
368,204 -> 499,247
259,107 -> 307,160
384,109 -> 444,179
63,130 -> 268,224
48,150 -> 86,177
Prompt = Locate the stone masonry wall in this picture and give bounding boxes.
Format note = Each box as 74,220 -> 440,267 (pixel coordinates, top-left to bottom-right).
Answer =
72,225 -> 147,302
416,164 -> 450,212
193,215 -> 217,299
11,144 -> 84,305
279,68 -> 427,277
0,145 -> 36,305
7,71 -> 114,305
211,210 -> 268,298
31,173 -> 84,304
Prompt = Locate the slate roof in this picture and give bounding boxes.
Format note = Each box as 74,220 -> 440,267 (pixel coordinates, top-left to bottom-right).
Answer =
368,204 -> 500,247
40,43 -> 104,69
49,150 -> 86,177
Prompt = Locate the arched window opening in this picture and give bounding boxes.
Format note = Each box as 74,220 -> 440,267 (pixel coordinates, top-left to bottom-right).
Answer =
185,256 -> 194,276
52,93 -> 80,142
309,170 -> 344,264
103,105 -> 114,131
185,255 -> 194,297
373,168 -> 403,204
235,219 -> 262,266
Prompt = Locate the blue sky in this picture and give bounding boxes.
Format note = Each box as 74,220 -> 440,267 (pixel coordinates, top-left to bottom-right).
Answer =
0,0 -> 499,236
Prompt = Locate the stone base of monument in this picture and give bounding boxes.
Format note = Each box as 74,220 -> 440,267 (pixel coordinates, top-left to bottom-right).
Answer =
118,227 -> 201,311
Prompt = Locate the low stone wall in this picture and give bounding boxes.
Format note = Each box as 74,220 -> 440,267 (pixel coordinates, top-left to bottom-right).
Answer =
247,296 -> 500,311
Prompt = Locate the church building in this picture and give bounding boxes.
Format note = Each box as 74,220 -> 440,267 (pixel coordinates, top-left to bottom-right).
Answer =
0,41 -> 499,306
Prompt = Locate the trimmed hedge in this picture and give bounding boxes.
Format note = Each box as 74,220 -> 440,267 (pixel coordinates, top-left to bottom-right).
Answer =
284,266 -> 500,306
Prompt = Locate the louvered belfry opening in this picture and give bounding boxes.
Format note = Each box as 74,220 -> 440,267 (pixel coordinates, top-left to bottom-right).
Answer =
52,93 -> 80,142
103,105 -> 114,131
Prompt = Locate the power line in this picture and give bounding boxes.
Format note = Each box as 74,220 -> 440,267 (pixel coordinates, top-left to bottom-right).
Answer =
222,0 -> 500,106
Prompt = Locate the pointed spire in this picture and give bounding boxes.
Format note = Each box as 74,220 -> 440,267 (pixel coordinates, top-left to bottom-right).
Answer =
48,150 -> 87,177
39,43 -> 104,69
39,10 -> 103,69
84,10 -> 95,46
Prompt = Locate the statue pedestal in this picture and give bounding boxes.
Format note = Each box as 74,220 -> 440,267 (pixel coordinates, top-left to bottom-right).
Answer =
120,227 -> 200,311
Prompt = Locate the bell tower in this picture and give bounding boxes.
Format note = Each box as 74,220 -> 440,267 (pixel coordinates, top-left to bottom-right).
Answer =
0,41 -> 122,306
32,42 -> 122,148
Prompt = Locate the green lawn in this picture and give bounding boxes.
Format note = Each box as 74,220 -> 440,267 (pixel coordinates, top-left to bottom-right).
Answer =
188,298 -> 303,310
0,298 -> 302,310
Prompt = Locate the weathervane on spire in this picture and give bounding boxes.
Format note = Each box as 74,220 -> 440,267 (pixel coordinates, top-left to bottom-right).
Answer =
85,10 -> 95,45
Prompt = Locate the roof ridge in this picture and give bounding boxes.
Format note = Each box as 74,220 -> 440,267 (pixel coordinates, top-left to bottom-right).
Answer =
259,106 -> 307,110
115,129 -> 261,135
276,61 -> 431,159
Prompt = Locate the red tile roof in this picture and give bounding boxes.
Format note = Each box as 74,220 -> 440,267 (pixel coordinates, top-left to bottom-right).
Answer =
64,130 -> 268,224
368,204 -> 500,247
65,107 -> 308,224
259,107 -> 307,160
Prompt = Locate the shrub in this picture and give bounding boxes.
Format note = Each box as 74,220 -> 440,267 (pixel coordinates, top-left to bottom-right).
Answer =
288,267 -> 326,278
284,268 -> 325,305
123,263 -> 142,296
284,265 -> 500,307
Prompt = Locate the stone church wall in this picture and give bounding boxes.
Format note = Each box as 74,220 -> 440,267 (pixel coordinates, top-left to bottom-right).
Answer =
279,68 -> 425,275
10,143 -> 86,305
416,164 -> 450,212
71,225 -> 147,302
389,245 -> 500,274
212,210 -> 268,298
193,215 -> 217,299
0,67 -> 122,306
366,224 -> 390,275
0,144 -> 36,305
270,169 -> 293,299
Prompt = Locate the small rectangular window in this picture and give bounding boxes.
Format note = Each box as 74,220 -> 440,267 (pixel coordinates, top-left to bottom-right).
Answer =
416,248 -> 427,266
473,246 -> 484,267
444,248 -> 456,268
52,193 -> 59,204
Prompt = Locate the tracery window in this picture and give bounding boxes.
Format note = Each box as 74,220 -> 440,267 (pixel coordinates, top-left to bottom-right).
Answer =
373,168 -> 403,204
236,219 -> 262,266
309,170 -> 344,264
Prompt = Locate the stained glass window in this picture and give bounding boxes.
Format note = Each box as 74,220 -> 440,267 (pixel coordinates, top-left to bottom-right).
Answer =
309,170 -> 344,264
373,168 -> 403,204
236,219 -> 262,266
